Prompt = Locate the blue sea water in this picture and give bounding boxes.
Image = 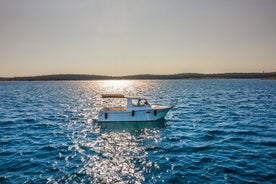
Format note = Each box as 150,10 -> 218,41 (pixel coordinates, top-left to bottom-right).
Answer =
0,80 -> 275,183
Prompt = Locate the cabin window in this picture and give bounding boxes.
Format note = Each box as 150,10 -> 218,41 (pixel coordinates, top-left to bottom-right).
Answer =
132,99 -> 139,106
139,99 -> 147,106
132,99 -> 148,106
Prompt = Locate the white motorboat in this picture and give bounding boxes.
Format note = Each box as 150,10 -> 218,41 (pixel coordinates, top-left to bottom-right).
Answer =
97,94 -> 173,122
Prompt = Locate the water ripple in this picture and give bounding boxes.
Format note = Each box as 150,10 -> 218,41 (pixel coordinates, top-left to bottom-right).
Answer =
0,80 -> 275,183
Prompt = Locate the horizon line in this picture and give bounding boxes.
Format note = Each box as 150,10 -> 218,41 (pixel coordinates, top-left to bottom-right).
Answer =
1,71 -> 276,79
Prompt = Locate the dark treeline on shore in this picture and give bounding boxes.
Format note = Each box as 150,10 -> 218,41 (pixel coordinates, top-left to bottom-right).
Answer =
0,72 -> 276,81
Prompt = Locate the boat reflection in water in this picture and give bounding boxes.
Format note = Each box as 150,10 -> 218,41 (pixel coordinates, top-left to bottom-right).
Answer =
83,119 -> 166,183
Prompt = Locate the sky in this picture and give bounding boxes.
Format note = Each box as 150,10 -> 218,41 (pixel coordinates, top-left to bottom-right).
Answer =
0,0 -> 275,77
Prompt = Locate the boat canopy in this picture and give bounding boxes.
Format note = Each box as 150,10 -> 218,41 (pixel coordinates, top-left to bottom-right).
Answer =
101,94 -> 125,98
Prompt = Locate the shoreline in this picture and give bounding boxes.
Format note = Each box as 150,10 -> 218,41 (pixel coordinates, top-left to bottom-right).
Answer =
0,72 -> 275,81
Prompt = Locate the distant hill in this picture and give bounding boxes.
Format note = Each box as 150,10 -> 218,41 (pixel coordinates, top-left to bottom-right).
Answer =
0,77 -> 9,81
1,72 -> 276,81
120,72 -> 276,79
264,76 -> 276,80
2,74 -> 110,81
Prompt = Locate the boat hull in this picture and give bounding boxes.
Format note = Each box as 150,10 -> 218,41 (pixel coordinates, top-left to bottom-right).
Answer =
98,106 -> 172,122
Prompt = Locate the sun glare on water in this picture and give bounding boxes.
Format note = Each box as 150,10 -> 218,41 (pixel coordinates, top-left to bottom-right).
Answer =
98,80 -> 134,93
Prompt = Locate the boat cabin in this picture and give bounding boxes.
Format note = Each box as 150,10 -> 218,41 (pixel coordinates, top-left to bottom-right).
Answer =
101,94 -> 151,110
127,97 -> 150,109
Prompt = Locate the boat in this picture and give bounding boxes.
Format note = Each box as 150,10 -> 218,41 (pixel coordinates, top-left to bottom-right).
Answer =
97,94 -> 173,122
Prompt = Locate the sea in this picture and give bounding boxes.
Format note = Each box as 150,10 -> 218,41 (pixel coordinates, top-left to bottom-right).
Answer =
0,80 -> 275,183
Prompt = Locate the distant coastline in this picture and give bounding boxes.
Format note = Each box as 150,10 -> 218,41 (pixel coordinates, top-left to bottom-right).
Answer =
0,72 -> 276,81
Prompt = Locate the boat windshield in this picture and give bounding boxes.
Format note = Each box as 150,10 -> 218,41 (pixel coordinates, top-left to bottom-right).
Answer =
131,99 -> 148,106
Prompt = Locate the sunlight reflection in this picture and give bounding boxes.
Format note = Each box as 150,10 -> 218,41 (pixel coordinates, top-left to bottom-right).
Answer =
82,132 -> 146,183
98,80 -> 134,93
70,121 -> 165,183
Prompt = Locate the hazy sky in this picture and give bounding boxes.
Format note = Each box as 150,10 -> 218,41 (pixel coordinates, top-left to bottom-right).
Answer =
0,0 -> 275,77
